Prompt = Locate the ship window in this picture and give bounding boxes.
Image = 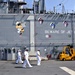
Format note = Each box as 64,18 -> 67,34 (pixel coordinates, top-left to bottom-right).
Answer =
8,49 -> 11,53
13,49 -> 15,53
4,49 -> 7,53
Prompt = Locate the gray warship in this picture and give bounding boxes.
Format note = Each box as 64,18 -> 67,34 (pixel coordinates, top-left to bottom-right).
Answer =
0,0 -> 75,60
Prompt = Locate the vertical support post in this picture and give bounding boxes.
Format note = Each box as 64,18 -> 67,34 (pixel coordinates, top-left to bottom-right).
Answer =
27,15 -> 35,55
6,1 -> 9,14
71,14 -> 74,47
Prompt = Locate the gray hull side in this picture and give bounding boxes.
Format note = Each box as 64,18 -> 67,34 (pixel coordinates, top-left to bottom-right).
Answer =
0,14 -> 30,47
0,14 -> 74,59
0,14 -> 74,50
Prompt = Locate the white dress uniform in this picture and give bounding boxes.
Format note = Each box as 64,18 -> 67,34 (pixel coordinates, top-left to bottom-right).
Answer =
16,50 -> 23,64
36,50 -> 41,66
23,50 -> 32,68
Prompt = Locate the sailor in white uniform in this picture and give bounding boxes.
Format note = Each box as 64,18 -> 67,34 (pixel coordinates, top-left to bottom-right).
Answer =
23,49 -> 33,68
36,50 -> 41,66
16,49 -> 23,64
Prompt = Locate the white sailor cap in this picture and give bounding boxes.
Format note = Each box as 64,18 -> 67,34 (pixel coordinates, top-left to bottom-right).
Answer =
18,49 -> 21,52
